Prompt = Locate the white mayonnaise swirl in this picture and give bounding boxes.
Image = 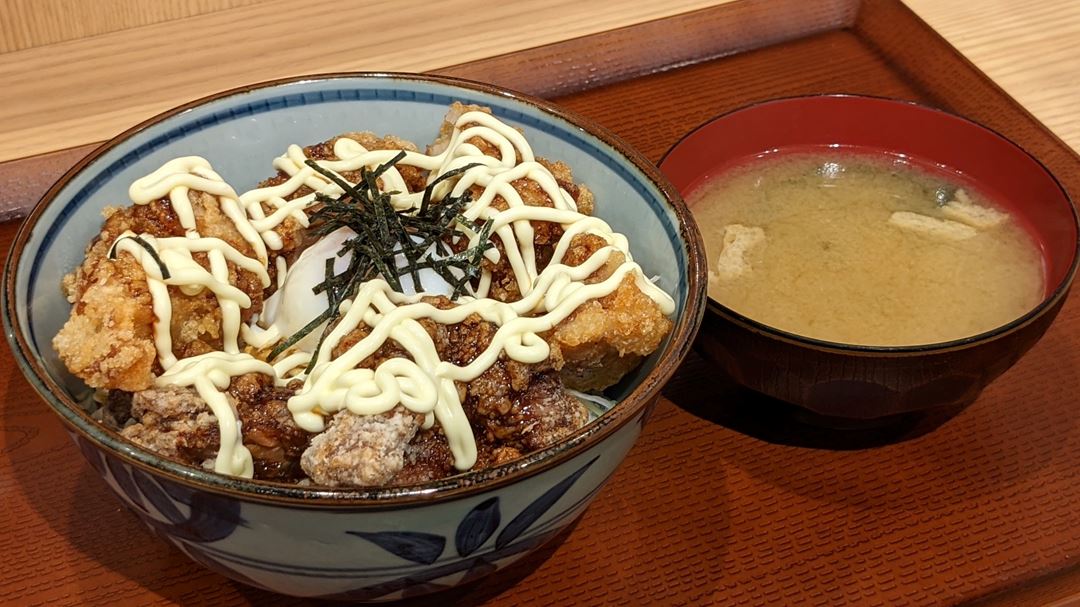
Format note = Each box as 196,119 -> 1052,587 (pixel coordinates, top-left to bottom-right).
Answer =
109,109 -> 674,478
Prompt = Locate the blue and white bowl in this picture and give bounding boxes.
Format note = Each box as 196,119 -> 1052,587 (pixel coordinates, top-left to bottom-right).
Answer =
4,73 -> 705,600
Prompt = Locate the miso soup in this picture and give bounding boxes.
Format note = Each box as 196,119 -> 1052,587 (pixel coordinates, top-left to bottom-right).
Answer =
691,152 -> 1045,346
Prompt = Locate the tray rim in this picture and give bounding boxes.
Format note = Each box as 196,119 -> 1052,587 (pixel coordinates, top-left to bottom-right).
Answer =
2,0 -> 1079,604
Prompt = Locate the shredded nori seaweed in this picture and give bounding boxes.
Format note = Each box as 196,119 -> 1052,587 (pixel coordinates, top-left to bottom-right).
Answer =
108,234 -> 171,280
268,154 -> 493,365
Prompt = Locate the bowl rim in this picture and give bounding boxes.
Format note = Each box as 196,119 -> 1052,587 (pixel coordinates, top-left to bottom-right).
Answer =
659,92 -> 1080,357
4,71 -> 707,507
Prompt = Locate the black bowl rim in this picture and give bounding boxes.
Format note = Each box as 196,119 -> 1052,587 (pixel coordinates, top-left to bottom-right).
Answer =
659,92 -> 1080,357
4,71 -> 707,508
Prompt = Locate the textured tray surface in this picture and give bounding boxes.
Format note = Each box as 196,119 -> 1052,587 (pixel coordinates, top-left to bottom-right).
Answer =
2,3 -> 1079,606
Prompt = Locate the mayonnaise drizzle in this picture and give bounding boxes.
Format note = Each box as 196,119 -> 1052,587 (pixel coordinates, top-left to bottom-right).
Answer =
108,109 -> 675,478
155,352 -> 274,477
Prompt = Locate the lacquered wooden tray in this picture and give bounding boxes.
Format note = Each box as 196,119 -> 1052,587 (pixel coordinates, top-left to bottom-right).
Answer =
3,1 -> 1079,605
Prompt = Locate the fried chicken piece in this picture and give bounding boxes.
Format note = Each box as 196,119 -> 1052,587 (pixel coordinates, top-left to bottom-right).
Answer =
548,233 -> 673,391
228,373 -> 311,482
54,190 -> 267,391
54,253 -> 157,392
121,385 -> 219,466
387,370 -> 586,486
301,408 -> 423,487
433,106 -> 668,388
545,157 -> 594,216
402,302 -> 586,484
465,365 -> 588,452
429,102 -> 491,157
257,132 -> 427,203
120,374 -> 311,481
433,103 -> 596,302
302,321 -> 444,486
314,296 -> 587,486
391,428 -> 456,485
390,426 -> 533,485
390,427 -> 530,485
479,160 -> 597,302
428,308 -> 587,449
430,103 -> 593,212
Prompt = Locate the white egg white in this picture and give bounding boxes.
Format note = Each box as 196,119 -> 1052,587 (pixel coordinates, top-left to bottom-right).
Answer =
260,227 -> 462,353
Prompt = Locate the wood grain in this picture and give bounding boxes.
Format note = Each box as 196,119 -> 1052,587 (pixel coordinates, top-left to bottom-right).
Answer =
3,2 -> 1080,605
0,0 -> 267,52
903,0 -> 1080,153
0,0 -> 729,164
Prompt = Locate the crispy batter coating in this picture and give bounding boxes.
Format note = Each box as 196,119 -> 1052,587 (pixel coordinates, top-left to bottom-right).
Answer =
53,253 -> 157,392
54,190 -> 267,391
548,233 -> 673,391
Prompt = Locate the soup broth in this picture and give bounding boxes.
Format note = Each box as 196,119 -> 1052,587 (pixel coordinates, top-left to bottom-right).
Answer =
691,152 -> 1045,346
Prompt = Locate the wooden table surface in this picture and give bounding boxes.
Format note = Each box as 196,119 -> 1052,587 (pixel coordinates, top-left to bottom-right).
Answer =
2,1 -> 1079,605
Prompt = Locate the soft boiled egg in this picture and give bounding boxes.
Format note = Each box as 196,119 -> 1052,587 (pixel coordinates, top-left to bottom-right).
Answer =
259,227 -> 462,352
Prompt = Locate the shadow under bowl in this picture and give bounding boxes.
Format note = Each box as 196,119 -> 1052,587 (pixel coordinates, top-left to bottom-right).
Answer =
660,94 -> 1079,430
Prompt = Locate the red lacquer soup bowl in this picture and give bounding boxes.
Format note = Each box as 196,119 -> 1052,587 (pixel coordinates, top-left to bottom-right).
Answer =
660,94 -> 1079,426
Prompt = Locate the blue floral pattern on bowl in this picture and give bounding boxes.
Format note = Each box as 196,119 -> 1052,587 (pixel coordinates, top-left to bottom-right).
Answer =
72,425 -> 636,600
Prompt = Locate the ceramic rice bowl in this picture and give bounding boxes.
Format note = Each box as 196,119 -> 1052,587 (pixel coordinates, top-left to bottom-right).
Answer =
4,73 -> 706,600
